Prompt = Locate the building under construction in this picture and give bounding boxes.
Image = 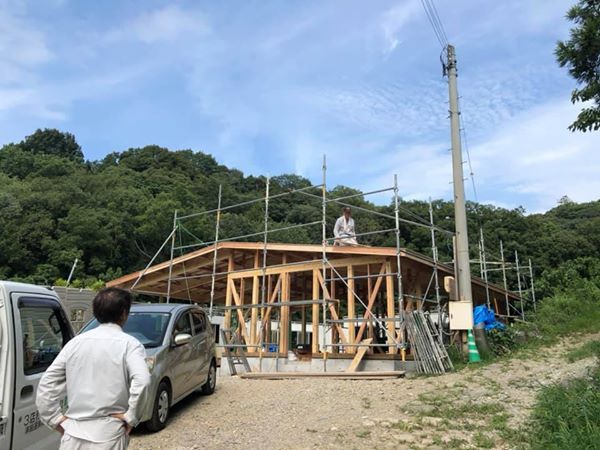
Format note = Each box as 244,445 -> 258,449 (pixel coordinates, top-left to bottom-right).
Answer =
107,169 -> 527,373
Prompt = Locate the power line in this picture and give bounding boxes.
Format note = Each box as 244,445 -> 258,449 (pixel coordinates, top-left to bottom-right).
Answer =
420,0 -> 449,48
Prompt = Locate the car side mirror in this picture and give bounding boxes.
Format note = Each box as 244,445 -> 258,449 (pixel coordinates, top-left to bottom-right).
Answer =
174,333 -> 192,346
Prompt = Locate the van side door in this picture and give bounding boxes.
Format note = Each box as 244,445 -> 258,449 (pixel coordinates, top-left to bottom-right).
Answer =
10,295 -> 72,450
169,311 -> 194,400
190,311 -> 210,386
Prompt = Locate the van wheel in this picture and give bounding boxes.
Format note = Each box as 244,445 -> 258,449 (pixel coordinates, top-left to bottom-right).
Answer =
201,361 -> 217,395
146,381 -> 170,432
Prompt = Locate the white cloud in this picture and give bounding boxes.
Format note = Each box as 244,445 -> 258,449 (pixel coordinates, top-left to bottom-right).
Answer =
357,98 -> 599,212
0,8 -> 52,84
380,1 -> 422,55
107,5 -> 210,44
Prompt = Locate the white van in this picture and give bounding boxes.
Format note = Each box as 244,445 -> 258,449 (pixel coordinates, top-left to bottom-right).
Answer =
0,281 -> 74,450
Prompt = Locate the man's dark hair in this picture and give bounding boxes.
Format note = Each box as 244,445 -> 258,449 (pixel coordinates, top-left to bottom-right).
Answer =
92,288 -> 132,324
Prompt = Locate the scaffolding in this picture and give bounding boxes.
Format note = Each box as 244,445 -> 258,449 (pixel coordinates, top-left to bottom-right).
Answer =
472,230 -> 537,319
128,157 -> 530,371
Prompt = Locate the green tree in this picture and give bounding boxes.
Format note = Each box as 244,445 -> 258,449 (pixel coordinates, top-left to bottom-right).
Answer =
555,0 -> 600,132
20,129 -> 84,162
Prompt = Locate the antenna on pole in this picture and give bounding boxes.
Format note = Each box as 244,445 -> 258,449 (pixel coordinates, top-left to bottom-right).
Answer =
445,44 -> 474,326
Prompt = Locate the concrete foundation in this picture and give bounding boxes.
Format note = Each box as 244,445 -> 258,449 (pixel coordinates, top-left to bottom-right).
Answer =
218,355 -> 417,376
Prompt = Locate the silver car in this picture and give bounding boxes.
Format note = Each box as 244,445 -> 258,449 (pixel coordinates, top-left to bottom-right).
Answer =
80,303 -> 217,431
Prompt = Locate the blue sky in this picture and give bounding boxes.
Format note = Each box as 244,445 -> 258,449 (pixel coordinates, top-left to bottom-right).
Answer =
1,0 -> 597,212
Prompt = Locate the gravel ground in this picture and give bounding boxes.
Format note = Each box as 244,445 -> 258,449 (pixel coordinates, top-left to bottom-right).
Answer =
130,332 -> 599,450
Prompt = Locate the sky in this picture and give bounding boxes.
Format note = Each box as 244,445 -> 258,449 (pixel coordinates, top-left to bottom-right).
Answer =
1,0 -> 598,213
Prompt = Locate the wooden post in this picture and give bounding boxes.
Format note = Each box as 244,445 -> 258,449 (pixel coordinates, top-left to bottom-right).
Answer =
312,268 -> 320,354
301,275 -> 307,344
347,265 -> 356,354
415,282 -> 423,311
238,277 -> 245,335
265,275 -> 272,345
331,268 -> 339,353
279,255 -> 290,355
224,254 -> 234,331
250,251 -> 260,349
385,260 -> 396,354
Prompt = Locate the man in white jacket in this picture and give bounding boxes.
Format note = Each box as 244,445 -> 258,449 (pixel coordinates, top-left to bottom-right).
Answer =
36,288 -> 151,449
334,207 -> 358,246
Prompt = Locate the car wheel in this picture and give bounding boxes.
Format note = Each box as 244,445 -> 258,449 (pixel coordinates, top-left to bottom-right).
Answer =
146,381 -> 170,432
201,360 -> 217,395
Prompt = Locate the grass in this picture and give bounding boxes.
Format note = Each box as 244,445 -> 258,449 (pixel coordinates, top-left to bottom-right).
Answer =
355,430 -> 371,438
525,361 -> 600,449
566,339 -> 600,362
472,431 -> 495,448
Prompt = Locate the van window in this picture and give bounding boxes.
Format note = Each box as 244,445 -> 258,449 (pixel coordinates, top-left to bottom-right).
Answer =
191,311 -> 206,334
19,303 -> 69,375
173,313 -> 192,337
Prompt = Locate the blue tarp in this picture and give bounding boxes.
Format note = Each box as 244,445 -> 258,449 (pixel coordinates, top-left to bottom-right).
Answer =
473,305 -> 506,330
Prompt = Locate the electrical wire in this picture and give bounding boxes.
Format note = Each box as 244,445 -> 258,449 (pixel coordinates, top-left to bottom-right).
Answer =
420,0 -> 449,49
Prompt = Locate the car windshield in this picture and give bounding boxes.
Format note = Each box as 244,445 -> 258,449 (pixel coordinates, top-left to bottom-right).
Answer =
80,312 -> 171,348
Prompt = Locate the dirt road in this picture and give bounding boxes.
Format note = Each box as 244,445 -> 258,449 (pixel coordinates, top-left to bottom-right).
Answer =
130,333 -> 599,449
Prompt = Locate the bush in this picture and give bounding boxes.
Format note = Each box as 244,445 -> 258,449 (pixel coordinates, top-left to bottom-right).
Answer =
532,279 -> 600,338
486,327 -> 518,356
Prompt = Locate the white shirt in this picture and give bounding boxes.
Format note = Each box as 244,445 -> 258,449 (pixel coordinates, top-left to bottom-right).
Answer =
334,216 -> 358,245
36,323 -> 151,442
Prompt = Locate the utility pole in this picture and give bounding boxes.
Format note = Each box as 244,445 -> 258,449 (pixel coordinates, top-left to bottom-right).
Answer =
446,44 -> 473,320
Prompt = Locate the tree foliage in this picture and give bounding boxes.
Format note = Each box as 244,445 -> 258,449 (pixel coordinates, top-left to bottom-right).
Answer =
0,129 -> 599,289
555,0 -> 600,132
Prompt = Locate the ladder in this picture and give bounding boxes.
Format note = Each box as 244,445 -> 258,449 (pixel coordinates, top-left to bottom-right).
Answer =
220,328 -> 251,376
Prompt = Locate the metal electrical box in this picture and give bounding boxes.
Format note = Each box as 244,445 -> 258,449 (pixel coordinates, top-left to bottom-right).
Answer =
449,301 -> 473,330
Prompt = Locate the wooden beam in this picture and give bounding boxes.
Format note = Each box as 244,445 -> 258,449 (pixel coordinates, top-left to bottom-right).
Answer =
346,338 -> 373,372
347,265 -> 356,354
354,262 -> 387,344
312,268 -> 319,353
135,254 -> 229,288
385,261 -> 396,355
229,256 -> 386,279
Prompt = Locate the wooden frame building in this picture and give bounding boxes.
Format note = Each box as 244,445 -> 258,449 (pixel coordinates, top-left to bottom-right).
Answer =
108,242 -> 520,359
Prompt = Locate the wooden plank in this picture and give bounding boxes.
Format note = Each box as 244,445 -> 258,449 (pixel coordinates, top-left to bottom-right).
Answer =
354,262 -> 387,344
385,261 -> 396,355
312,268 -> 319,354
346,338 -> 373,372
347,265 -> 356,354
240,369 -> 404,380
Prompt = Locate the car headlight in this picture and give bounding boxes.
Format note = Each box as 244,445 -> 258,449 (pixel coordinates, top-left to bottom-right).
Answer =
145,356 -> 156,373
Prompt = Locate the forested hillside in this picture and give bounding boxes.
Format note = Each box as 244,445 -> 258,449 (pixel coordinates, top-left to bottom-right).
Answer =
1,129 -> 599,290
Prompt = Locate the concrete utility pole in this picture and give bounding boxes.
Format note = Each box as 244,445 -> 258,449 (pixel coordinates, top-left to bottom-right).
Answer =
446,44 -> 473,319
